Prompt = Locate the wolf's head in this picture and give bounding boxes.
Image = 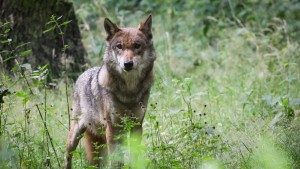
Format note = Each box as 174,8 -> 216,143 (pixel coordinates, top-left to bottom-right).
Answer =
103,15 -> 156,74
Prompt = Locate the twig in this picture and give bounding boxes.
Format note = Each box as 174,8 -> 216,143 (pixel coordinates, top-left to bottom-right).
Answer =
54,17 -> 71,129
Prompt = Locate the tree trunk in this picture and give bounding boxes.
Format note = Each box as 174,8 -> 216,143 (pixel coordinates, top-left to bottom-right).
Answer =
0,0 -> 86,80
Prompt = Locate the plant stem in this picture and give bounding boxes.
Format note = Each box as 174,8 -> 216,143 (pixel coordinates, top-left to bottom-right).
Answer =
54,18 -> 71,129
15,59 -> 61,168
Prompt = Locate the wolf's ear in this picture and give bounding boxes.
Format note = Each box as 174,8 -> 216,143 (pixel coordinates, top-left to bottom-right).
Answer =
139,15 -> 152,39
104,18 -> 120,41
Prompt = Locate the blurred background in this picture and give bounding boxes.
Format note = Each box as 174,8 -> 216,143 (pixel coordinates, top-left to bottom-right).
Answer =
0,0 -> 300,168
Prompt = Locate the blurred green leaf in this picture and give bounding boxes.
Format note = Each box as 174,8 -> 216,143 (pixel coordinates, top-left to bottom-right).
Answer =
4,29 -> 10,33
43,26 -> 56,34
59,20 -> 72,27
20,50 -> 32,57
1,40 -> 9,44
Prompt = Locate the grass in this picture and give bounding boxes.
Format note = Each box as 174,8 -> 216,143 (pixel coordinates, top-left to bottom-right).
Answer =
1,2 -> 300,169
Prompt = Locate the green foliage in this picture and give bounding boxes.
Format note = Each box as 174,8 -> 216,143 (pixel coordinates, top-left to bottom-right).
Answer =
144,78 -> 225,168
43,15 -> 72,34
1,0 -> 300,169
0,21 -> 31,63
248,136 -> 291,169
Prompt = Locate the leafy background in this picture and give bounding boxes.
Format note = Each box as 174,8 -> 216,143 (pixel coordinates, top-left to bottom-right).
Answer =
1,0 -> 300,168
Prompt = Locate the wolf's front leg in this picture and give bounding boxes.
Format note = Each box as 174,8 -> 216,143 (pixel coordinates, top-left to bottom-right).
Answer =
65,120 -> 86,169
105,121 -> 123,168
105,121 -> 114,154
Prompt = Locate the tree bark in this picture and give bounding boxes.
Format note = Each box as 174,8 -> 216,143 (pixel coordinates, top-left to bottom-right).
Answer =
0,0 -> 86,80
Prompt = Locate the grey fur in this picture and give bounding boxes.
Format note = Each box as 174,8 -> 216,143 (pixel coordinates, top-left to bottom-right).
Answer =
65,15 -> 156,169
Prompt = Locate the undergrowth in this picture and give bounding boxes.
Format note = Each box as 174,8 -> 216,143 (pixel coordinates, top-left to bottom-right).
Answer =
1,1 -> 300,169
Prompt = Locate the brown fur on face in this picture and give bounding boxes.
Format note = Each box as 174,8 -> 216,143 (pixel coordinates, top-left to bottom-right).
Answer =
110,29 -> 148,62
104,20 -> 154,73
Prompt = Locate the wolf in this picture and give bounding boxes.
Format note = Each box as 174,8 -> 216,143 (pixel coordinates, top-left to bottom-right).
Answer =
64,15 -> 156,169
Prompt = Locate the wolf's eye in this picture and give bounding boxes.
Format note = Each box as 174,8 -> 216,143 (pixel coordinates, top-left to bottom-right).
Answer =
116,44 -> 122,49
133,43 -> 141,49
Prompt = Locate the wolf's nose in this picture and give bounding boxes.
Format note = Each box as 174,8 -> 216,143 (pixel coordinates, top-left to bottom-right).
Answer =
124,61 -> 133,70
